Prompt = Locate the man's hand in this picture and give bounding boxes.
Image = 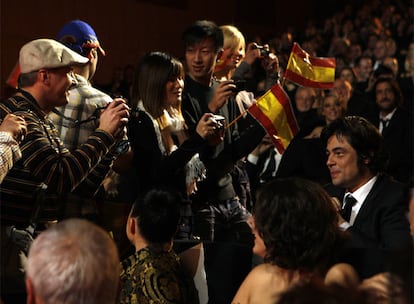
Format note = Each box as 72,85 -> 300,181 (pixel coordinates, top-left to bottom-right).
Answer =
251,134 -> 273,157
98,98 -> 130,139
0,114 -> 27,142
243,42 -> 261,65
208,80 -> 235,113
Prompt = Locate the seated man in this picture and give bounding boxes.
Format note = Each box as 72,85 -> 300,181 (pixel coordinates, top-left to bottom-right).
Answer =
323,116 -> 411,279
25,218 -> 120,304
119,188 -> 199,303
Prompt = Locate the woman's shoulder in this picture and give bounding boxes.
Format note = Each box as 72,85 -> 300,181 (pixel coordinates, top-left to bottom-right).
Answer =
243,264 -> 284,287
232,264 -> 287,304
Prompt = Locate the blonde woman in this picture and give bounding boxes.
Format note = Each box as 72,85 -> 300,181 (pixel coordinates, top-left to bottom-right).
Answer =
215,25 -> 280,98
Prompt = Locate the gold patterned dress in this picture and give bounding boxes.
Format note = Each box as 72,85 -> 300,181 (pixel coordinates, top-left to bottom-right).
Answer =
119,245 -> 199,304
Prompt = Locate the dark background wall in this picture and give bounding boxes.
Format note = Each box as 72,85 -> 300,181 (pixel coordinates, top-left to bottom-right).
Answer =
0,0 -> 344,97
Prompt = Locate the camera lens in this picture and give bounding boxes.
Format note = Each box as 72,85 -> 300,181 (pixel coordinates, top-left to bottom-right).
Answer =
254,45 -> 269,57
260,48 -> 269,57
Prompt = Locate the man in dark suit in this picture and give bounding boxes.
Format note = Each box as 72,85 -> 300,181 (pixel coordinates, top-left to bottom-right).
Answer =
367,77 -> 413,185
322,116 -> 411,279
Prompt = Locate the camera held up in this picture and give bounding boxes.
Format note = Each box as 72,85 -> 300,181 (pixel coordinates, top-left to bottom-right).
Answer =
255,45 -> 270,57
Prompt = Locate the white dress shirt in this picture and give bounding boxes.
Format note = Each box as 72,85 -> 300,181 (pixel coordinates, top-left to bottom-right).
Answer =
339,175 -> 378,230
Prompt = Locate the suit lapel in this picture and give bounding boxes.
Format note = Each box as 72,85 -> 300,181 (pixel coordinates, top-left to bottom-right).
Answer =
353,175 -> 384,225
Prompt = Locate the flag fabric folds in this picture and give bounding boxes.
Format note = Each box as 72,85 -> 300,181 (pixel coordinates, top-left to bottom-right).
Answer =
248,83 -> 298,153
284,42 -> 336,89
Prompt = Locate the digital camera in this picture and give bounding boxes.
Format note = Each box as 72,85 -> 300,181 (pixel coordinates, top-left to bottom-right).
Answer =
231,80 -> 247,93
255,45 -> 269,57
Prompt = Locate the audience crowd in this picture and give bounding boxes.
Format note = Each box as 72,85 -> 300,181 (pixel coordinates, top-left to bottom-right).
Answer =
1,0 -> 413,303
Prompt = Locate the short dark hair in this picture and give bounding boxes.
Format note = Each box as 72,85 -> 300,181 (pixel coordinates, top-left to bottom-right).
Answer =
254,178 -> 340,273
355,55 -> 373,67
321,116 -> 388,174
374,76 -> 403,107
373,64 -> 394,79
18,71 -> 38,88
182,20 -> 223,53
130,188 -> 181,243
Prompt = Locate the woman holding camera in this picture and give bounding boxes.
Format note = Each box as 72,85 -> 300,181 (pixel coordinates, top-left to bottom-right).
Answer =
127,52 -> 221,239
215,25 -> 281,98
213,25 -> 282,210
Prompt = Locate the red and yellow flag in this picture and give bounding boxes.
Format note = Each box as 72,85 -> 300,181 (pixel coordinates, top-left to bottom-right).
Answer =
284,42 -> 336,89
248,83 -> 298,153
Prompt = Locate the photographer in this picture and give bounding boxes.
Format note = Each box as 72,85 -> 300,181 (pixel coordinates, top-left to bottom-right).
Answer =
214,25 -> 282,211
230,39 -> 281,97
48,20 -> 133,202
181,20 -> 267,304
0,38 -> 129,303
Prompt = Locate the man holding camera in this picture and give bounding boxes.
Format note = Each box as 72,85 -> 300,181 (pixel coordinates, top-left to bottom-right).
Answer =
48,20 -> 133,220
0,38 -> 129,302
181,20 -> 266,304
48,20 -> 113,150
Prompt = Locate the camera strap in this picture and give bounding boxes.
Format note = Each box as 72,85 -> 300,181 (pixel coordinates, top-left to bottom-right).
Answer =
51,106 -> 105,127
29,182 -> 48,233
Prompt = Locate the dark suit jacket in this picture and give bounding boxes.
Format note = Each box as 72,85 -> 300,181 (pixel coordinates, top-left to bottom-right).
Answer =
245,147 -> 277,203
276,137 -> 331,185
367,107 -> 414,185
326,174 -> 411,278
127,110 -> 206,197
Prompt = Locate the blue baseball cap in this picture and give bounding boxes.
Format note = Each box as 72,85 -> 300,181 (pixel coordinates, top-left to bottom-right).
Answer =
56,20 -> 105,57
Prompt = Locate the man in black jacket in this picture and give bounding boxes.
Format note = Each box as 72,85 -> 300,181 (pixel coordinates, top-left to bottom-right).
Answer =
322,116 -> 411,279
367,77 -> 413,185
181,20 -> 265,304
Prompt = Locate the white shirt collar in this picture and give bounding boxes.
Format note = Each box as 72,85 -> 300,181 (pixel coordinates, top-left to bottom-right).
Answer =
379,107 -> 397,121
344,175 -> 378,224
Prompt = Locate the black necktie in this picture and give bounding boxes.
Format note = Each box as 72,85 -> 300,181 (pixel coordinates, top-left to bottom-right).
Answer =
341,194 -> 356,222
260,149 -> 277,182
380,119 -> 389,133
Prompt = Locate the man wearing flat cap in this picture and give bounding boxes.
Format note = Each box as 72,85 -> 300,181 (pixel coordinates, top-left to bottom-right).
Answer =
0,38 -> 129,302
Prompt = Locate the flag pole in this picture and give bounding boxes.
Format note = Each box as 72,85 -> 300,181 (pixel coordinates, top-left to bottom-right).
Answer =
281,43 -> 295,89
226,109 -> 248,129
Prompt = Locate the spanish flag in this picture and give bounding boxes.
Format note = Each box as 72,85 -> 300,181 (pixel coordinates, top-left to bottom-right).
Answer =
248,83 -> 298,153
284,42 -> 336,89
